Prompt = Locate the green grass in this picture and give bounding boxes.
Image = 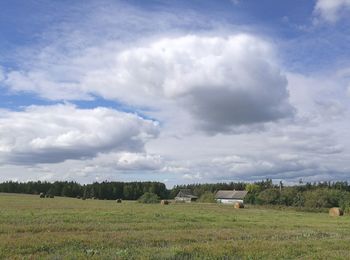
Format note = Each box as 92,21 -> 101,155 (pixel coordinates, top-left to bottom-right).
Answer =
0,193 -> 350,259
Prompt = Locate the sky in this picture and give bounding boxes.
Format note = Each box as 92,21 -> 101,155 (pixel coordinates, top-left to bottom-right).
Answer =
0,0 -> 350,187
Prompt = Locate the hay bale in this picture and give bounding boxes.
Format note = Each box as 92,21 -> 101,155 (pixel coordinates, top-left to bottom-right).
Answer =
116,199 -> 122,203
49,194 -> 54,198
329,207 -> 343,217
76,196 -> 81,199
160,200 -> 169,205
234,202 -> 244,209
39,193 -> 45,198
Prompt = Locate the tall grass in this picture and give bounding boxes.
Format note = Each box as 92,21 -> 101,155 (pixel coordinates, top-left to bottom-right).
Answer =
0,193 -> 349,259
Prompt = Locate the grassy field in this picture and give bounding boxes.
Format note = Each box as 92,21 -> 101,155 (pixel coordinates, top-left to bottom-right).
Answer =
0,193 -> 350,259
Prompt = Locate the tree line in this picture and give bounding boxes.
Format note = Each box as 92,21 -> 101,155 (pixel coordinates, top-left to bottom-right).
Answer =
172,179 -> 350,210
1,179 -> 350,210
0,181 -> 168,200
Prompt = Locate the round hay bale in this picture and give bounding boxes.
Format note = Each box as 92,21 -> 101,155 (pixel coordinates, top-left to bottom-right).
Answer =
39,193 -> 45,198
49,194 -> 54,198
160,200 -> 169,205
82,197 -> 86,200
329,207 -> 343,217
234,202 -> 244,209
116,199 -> 122,203
76,196 -> 81,199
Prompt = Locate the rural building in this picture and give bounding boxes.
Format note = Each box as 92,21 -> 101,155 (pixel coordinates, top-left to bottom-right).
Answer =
215,190 -> 248,204
175,189 -> 198,203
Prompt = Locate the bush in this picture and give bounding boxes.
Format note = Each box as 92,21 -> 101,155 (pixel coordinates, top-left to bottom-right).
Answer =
198,191 -> 216,203
138,192 -> 160,204
302,190 -> 327,208
257,189 -> 280,205
303,189 -> 347,209
292,192 -> 305,207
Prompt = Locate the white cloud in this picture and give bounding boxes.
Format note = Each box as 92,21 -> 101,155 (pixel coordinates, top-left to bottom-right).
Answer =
0,67 -> 4,81
231,0 -> 240,5
3,34 -> 294,133
4,71 -> 91,100
1,72 -> 349,184
314,0 -> 350,23
0,104 -> 159,164
86,35 -> 294,131
287,72 -> 350,120
144,71 -> 350,184
92,152 -> 163,171
1,0 -> 350,185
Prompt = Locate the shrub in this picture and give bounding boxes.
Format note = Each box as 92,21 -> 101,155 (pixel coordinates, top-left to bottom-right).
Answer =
245,192 -> 258,204
257,189 -> 280,205
338,192 -> 350,212
138,192 -> 160,204
279,187 -> 297,206
303,190 -> 329,208
303,189 -> 347,208
292,192 -> 305,207
198,191 -> 216,203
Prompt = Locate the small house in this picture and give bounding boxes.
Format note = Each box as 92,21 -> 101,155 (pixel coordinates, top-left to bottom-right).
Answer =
175,189 -> 198,203
215,190 -> 248,204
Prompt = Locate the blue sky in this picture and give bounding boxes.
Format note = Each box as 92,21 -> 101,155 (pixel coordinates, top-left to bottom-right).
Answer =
1,0 -> 349,77
0,0 -> 350,186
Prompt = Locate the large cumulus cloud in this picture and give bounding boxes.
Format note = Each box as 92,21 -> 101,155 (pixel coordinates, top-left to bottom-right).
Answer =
85,35 -> 294,132
3,34 -> 294,133
0,104 -> 159,164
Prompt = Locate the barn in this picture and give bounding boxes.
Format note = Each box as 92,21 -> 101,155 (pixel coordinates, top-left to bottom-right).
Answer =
215,190 -> 248,204
175,189 -> 198,203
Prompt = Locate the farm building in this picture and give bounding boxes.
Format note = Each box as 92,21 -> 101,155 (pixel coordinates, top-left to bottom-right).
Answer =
175,189 -> 198,203
215,190 -> 248,204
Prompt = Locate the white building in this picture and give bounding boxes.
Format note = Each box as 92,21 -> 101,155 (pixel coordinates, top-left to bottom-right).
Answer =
215,190 -> 248,204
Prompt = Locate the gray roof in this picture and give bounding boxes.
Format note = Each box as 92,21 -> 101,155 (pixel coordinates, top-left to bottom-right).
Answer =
175,189 -> 198,199
215,190 -> 248,199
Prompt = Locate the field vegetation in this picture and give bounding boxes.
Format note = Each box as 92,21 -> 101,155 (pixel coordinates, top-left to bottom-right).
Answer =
1,193 -> 350,259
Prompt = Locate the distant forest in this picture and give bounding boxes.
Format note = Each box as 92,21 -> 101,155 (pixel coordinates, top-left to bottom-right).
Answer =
0,181 -> 168,201
1,179 -> 350,210
175,180 -> 350,211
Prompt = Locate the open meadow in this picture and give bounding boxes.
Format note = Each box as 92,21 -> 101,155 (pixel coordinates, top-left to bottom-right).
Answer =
0,193 -> 350,259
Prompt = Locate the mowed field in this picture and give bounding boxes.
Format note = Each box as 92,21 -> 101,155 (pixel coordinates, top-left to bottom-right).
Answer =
1,194 -> 350,259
